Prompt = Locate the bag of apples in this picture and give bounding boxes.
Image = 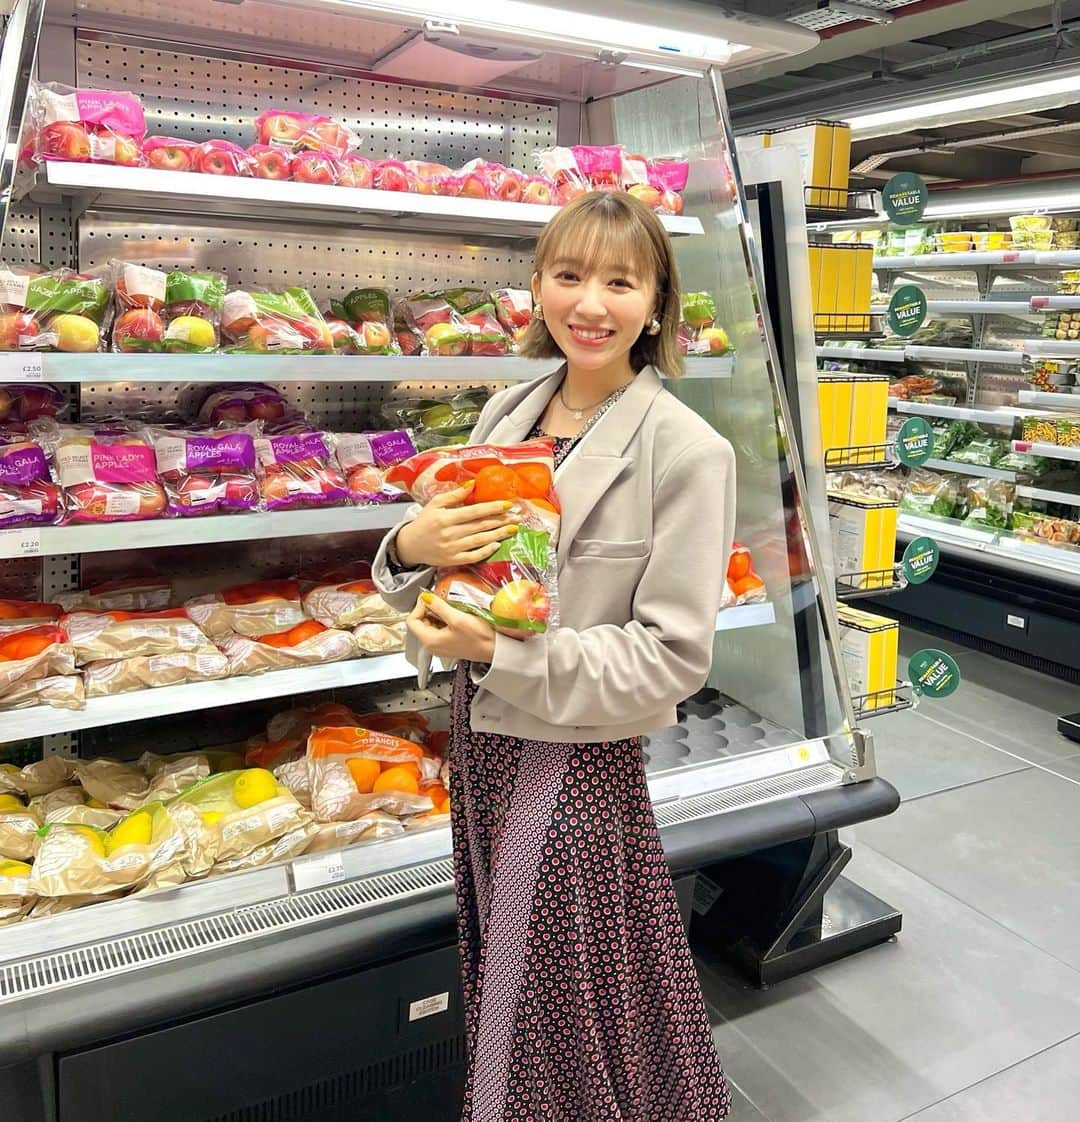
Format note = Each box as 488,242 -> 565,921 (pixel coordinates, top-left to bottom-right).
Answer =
0,267 -> 111,353
385,439 -> 560,636
401,292 -> 470,357
307,725 -> 438,820
333,429 -> 416,505
253,108 -> 357,157
0,380 -> 63,422
647,159 -> 689,216
0,431 -> 63,529
144,426 -> 259,517
220,620 -> 356,677
534,146 -> 589,206
187,383 -> 297,428
33,421 -> 167,523
0,624 -> 78,708
142,136 -> 199,173
492,289 -> 532,352
253,429 -> 350,511
29,81 -> 145,166
328,287 -> 401,355
676,292 -> 730,357
185,579 -> 306,641
221,287 -> 333,353
110,262 -> 226,354
443,289 -> 510,356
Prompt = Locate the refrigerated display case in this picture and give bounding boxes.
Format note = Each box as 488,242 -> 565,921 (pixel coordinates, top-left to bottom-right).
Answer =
0,3 -> 899,1117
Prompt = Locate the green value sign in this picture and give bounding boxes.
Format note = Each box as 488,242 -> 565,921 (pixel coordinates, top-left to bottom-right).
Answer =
909,648 -> 961,699
896,416 -> 934,466
882,172 -> 928,225
902,536 -> 940,584
887,285 -> 927,338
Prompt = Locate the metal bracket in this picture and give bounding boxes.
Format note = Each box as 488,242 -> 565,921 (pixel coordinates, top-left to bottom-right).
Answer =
847,725 -> 877,782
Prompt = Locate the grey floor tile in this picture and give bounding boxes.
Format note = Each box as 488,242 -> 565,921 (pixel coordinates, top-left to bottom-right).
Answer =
904,1033 -> 1080,1121
853,769 -> 1080,970
1043,755 -> 1080,783
727,1081 -> 772,1122
693,846 -> 1080,1122
869,708 -> 1029,802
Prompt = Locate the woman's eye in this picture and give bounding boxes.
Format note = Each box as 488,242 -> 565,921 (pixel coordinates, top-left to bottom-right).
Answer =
609,278 -> 632,289
556,271 -> 578,282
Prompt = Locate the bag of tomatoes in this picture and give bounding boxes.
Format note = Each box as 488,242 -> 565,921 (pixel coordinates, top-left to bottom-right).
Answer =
220,619 -> 356,677
385,439 -> 560,636
0,624 -> 78,708
307,725 -> 440,820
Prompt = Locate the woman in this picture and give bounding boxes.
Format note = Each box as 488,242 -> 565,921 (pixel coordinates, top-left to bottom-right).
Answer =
374,191 -> 736,1121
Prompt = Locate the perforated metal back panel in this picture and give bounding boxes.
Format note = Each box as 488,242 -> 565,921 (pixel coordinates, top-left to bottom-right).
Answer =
77,38 -> 557,170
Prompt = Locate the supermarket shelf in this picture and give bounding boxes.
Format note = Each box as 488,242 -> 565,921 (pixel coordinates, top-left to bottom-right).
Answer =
994,533 -> 1080,580
873,251 -> 1080,269
1016,484 -> 1080,506
1017,389 -> 1080,409
836,566 -> 907,601
0,505 -> 404,559
851,683 -> 914,721
871,301 -> 1032,316
1023,339 -> 1080,357
816,345 -> 905,363
1031,296 -> 1080,311
893,400 -> 1019,425
1012,440 -> 1080,462
922,457 -> 1019,481
37,162 -> 705,240
898,512 -> 1000,549
905,345 -> 1023,366
715,601 -> 776,630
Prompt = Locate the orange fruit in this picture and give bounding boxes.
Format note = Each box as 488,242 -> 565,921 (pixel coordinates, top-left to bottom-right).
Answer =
346,757 -> 381,793
373,765 -> 420,794
729,574 -> 765,598
380,759 -> 420,779
530,497 -> 558,514
439,797 -> 451,814
513,462 -> 551,499
256,619 -> 326,648
472,464 -> 519,503
727,550 -> 752,582
422,782 -> 449,805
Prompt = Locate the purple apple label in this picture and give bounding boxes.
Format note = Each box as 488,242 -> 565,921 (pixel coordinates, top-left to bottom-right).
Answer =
369,429 -> 416,467
89,443 -> 156,483
0,444 -> 49,485
266,432 -> 328,464
184,433 -> 255,470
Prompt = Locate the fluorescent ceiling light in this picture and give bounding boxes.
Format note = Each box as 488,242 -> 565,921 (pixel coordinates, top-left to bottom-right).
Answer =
846,73 -> 1080,139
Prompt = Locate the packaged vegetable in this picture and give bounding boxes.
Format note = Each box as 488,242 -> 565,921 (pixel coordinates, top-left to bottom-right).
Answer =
302,577 -> 404,629
253,108 -> 356,156
144,426 -> 259,516
0,267 -> 110,353
221,288 -> 333,353
185,578 -> 304,640
254,429 -> 350,511
0,755 -> 74,798
56,578 -> 172,613
143,136 -> 199,172
994,451 -> 1053,476
0,797 -> 42,861
0,433 -> 62,529
901,469 -> 960,519
193,139 -> 251,176
307,725 -> 436,820
62,607 -> 212,664
29,81 -> 145,166
0,624 -> 77,707
334,429 -> 416,504
444,288 -> 511,356
36,422 -> 167,523
382,388 -> 489,450
84,650 -> 230,697
220,621 -> 356,676
962,478 -> 1014,530
1022,414 -> 1060,443
948,437 -> 1008,467
386,439 -> 559,635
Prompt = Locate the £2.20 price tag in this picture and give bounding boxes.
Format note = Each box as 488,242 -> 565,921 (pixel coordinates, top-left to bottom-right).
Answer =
0,529 -> 41,559
291,851 -> 347,892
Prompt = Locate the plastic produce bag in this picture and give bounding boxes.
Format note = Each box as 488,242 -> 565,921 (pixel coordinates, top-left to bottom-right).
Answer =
84,650 -> 230,697
334,429 -> 416,504
0,624 -> 77,707
145,427 -> 259,516
253,108 -> 356,156
193,140 -> 251,176
372,159 -> 409,192
185,578 -> 305,640
352,621 -> 406,653
329,287 -> 400,355
400,292 -> 469,356
386,439 -> 560,635
723,542 -> 767,606
0,381 -> 63,420
292,149 -> 346,186
221,621 -> 356,677
57,578 -> 172,613
221,288 -> 333,353
0,860 -> 34,925
404,160 -> 454,195
254,429 -> 350,511
29,81 -> 145,166
534,146 -> 587,206
63,607 -> 214,664
453,159 -> 524,202
191,384 -> 296,428
949,437 -> 1008,467
211,820 -> 317,875
307,725 -> 436,820
962,478 -> 1014,530
0,755 -> 74,798
36,422 -> 168,523
304,812 -> 404,853
492,288 -> 532,351
647,159 -> 689,215
571,144 -> 622,190
302,576 -> 405,629
0,599 -> 61,629
901,469 -> 960,519
0,267 -> 110,353
444,288 -> 510,356
0,433 -> 62,529
74,757 -> 149,810
143,136 -> 199,172
0,796 -> 42,861
676,292 -> 729,356
382,388 -> 489,450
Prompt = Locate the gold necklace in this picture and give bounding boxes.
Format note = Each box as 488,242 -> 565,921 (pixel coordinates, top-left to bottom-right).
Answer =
559,380 -> 624,422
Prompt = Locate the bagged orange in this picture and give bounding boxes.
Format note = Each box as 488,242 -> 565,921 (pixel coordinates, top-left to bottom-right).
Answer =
0,624 -> 77,707
63,607 -> 213,664
221,619 -> 355,676
185,578 -> 305,640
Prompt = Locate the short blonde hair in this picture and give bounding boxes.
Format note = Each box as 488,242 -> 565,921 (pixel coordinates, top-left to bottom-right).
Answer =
520,191 -> 685,377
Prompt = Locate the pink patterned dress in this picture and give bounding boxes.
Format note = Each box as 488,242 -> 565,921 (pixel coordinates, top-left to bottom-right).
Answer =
448,431 -> 732,1122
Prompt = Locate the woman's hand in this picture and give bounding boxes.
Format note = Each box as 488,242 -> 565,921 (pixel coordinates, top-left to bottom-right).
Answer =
408,591 -> 496,664
395,485 -> 518,569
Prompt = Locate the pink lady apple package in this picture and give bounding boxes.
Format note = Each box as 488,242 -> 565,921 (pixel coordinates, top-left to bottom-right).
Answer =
30,82 -> 146,166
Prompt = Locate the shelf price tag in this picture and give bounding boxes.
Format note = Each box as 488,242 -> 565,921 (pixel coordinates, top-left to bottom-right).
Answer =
0,529 -> 41,558
882,172 -> 928,226
887,285 -> 927,338
902,536 -> 939,584
0,355 -> 44,381
895,416 -> 934,466
909,648 -> 961,699
291,851 -> 347,892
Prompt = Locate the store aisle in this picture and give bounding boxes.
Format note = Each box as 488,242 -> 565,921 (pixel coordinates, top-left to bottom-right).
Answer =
694,629 -> 1080,1122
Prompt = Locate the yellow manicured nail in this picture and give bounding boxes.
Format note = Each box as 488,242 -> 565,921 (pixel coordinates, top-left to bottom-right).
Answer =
421,591 -> 435,604
502,501 -> 515,510
460,481 -> 475,491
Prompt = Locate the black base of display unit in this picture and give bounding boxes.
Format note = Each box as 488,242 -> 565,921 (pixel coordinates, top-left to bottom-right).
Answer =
1059,712 -> 1080,744
692,831 -> 902,988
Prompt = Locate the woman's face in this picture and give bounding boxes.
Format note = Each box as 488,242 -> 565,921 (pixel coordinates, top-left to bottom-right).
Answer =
532,255 -> 656,375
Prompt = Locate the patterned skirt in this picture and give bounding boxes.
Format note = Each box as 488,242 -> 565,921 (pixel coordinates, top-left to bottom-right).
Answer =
449,662 -> 732,1121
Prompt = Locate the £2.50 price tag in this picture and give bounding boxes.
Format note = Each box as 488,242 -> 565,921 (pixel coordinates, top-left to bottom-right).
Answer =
0,354 -> 44,381
0,529 -> 41,559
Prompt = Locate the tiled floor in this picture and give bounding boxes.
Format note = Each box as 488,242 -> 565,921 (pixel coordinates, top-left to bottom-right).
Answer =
693,629 -> 1080,1122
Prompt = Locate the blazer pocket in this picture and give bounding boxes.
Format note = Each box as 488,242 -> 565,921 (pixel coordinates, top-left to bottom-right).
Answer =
569,537 -> 649,559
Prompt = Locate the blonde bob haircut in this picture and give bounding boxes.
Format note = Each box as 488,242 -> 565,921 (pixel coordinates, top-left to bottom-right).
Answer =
520,191 -> 685,377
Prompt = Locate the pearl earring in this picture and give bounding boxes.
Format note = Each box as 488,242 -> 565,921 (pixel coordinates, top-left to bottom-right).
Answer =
533,302 -> 544,322
646,317 -> 661,335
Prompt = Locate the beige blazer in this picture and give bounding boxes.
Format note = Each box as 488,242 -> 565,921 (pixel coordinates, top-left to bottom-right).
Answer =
373,364 -> 736,744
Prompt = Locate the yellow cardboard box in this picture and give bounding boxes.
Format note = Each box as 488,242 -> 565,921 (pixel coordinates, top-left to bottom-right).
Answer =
828,490 -> 899,590
836,604 -> 899,710
830,122 -> 852,197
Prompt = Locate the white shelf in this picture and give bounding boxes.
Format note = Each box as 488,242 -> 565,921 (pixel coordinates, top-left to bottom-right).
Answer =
871,301 -> 1032,316
897,512 -> 999,548
1016,484 -> 1080,506
1030,296 -> 1080,311
38,162 -> 704,240
1012,440 -> 1080,462
873,251 -> 1080,270
893,401 -> 1018,425
922,457 -> 1019,481
994,534 -> 1080,578
816,345 -> 905,363
1017,389 -> 1080,409
0,505 -> 404,559
1022,339 -> 1080,357
715,601 -> 776,630
816,344 -> 1021,366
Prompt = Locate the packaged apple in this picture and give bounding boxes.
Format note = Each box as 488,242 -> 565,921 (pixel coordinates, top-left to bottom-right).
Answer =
0,431 -> 63,529
242,143 -> 292,182
254,429 -> 350,511
29,81 -> 146,166
443,288 -> 511,356
163,270 -> 226,352
307,725 -> 437,820
571,144 -> 623,191
170,768 -> 311,862
519,175 -> 556,207
0,624 -> 78,707
405,160 -> 454,195
339,153 -> 373,189
291,149 -> 347,186
62,607 -> 214,664
386,439 -> 560,635
334,428 -> 416,504
29,802 -> 187,896
191,383 -> 296,427
185,579 -> 304,640
144,426 -> 259,516
221,287 -> 333,353
372,158 -> 410,193
143,136 -> 199,173
383,387 -> 490,450
677,292 -> 730,357
0,859 -> 34,926
0,267 -> 111,353
34,422 -> 168,523
0,795 -> 42,861
647,159 -> 689,216
221,620 -> 356,677
0,381 -> 63,421
492,289 -> 533,351
192,139 -> 252,176
534,146 -> 588,206
253,108 -> 357,157
329,287 -> 401,356
56,578 -> 173,613
453,159 -> 524,203
400,292 -> 469,356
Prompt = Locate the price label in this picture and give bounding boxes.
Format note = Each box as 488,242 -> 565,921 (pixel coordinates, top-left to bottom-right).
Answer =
0,529 -> 41,558
17,357 -> 44,381
1003,252 -> 1020,263
291,851 -> 347,892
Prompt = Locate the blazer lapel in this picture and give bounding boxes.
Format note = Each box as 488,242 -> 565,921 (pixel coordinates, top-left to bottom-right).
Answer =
484,367 -> 565,445
554,366 -> 664,569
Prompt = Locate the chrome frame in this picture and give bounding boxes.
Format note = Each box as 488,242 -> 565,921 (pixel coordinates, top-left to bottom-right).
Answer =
0,0 -> 46,233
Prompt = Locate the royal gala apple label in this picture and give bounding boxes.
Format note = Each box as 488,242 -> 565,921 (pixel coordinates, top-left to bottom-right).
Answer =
887,285 -> 927,338
155,432 -> 255,475
909,648 -> 961,699
895,416 -> 934,467
882,172 -> 928,226
256,432 -> 329,468
0,445 -> 48,486
902,536 -> 939,584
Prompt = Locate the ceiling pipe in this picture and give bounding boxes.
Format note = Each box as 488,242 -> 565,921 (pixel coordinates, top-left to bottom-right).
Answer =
817,0 -> 976,40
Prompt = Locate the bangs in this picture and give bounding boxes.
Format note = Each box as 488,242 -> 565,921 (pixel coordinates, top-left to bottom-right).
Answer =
537,192 -> 662,281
